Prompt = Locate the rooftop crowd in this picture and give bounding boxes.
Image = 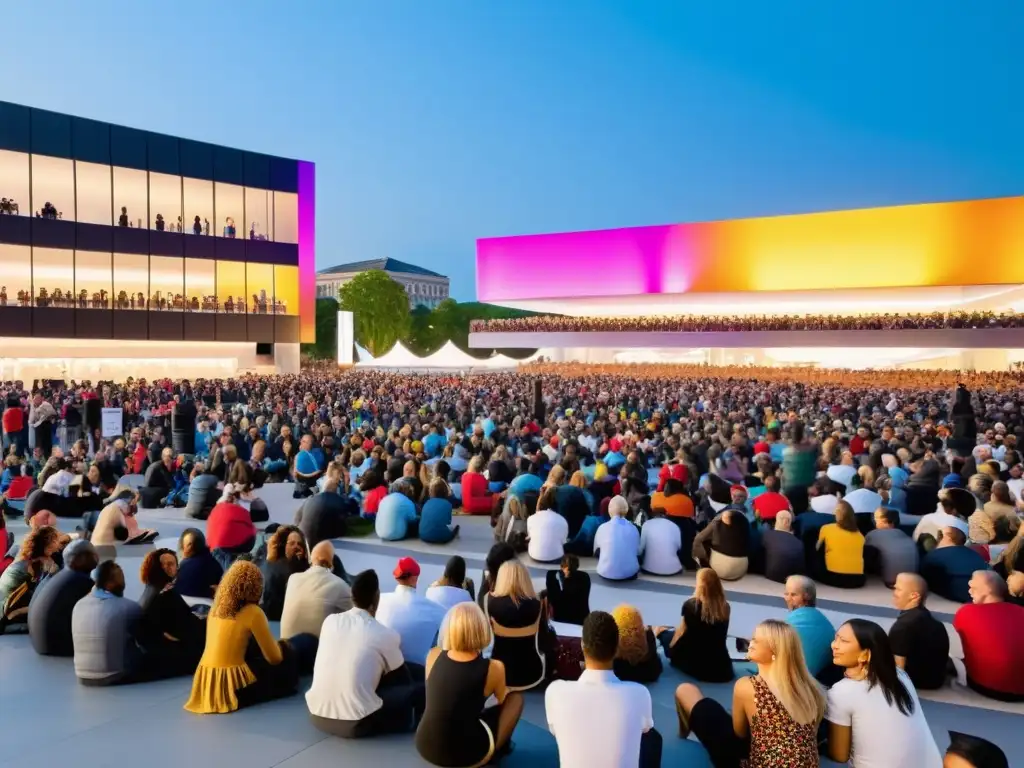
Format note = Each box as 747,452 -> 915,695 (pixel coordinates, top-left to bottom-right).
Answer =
472,309 -> 1024,333
0,365 -> 1019,767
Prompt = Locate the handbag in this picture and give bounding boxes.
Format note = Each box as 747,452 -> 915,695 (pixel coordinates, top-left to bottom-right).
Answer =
552,636 -> 584,681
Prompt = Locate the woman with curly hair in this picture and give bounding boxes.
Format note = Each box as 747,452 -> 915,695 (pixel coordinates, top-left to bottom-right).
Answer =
611,604 -> 662,684
0,525 -> 63,633
261,525 -> 308,621
185,560 -> 298,714
137,548 -> 206,676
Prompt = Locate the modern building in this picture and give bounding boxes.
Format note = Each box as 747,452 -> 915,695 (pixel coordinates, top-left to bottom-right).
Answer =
316,258 -> 449,309
470,195 -> 1024,370
0,100 -> 316,380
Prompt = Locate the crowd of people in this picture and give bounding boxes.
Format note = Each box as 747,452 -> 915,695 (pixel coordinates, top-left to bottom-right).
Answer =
0,365 -> 1021,767
472,309 -> 1024,333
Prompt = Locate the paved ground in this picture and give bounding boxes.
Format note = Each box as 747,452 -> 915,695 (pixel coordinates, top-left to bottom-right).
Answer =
1,484 -> 1020,767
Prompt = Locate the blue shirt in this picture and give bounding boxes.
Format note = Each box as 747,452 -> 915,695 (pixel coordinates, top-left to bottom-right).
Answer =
419,498 -> 454,543
569,514 -> 606,555
593,517 -> 641,580
786,607 -> 835,676
509,473 -> 543,497
482,418 -> 496,438
423,432 -> 446,458
921,546 -> 989,604
375,493 -> 419,541
295,449 -> 322,476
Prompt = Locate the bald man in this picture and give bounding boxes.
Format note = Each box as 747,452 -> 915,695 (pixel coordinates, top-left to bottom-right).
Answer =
888,572 -> 950,690
954,571 -> 1024,701
280,540 -> 352,641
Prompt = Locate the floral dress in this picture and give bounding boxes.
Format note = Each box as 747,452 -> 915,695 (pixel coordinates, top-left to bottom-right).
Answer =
745,675 -> 819,768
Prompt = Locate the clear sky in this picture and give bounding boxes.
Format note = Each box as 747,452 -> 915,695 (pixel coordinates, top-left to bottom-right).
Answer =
2,1 -> 1021,300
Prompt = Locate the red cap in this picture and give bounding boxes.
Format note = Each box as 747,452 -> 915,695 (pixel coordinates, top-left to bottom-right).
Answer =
393,556 -> 421,579
730,484 -> 747,494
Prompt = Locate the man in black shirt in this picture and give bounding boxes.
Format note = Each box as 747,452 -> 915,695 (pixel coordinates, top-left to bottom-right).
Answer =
888,572 -> 950,690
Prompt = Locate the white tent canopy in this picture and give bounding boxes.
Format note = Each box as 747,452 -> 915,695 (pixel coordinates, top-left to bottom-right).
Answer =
356,340 -> 530,370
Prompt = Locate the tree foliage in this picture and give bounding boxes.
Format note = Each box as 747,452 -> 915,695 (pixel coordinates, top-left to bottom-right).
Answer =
338,270 -> 411,356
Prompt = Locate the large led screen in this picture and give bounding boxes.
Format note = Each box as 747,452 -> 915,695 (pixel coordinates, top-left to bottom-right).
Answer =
476,196 -> 1024,301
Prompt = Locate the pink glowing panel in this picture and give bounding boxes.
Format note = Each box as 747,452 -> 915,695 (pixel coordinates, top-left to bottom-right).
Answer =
297,161 -> 316,343
475,195 -> 1024,301
476,224 -> 699,302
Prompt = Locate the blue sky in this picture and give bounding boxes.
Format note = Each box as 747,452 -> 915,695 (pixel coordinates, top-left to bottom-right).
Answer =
1,1 -> 1021,300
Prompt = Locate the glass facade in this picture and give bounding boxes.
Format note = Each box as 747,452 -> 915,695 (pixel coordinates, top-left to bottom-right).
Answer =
0,244 -> 31,306
0,149 -> 296,243
0,247 -> 297,315
0,103 -> 308,343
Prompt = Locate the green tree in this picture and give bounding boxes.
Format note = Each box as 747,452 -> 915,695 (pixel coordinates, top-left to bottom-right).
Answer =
406,304 -> 441,356
300,298 -> 339,359
430,298 -> 468,348
338,270 -> 411,356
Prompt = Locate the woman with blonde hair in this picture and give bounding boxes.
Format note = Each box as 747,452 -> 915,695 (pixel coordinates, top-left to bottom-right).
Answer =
185,560 -> 298,714
658,567 -> 733,682
485,560 -> 548,690
611,604 -> 662,684
416,602 -> 523,767
676,619 -> 825,767
493,493 -> 528,551
487,444 -> 515,492
816,499 -> 866,588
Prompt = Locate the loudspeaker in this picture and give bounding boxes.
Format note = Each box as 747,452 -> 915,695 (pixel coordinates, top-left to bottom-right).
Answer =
171,401 -> 197,455
85,398 -> 102,432
531,379 -> 545,422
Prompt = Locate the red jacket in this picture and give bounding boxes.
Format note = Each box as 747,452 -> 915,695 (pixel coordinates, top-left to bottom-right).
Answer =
461,471 -> 493,515
2,407 -> 23,434
657,463 -> 688,492
361,485 -> 388,517
206,502 -> 256,550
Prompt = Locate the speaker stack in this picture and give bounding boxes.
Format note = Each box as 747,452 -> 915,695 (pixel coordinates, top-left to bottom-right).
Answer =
532,378 -> 545,423
171,401 -> 197,455
85,398 -> 102,434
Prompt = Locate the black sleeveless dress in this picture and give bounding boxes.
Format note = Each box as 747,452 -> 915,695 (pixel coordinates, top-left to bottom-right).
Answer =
415,653 -> 498,767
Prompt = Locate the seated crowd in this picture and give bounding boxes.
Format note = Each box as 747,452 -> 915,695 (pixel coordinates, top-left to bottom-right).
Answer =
472,309 -> 1024,333
1,367 -> 1023,765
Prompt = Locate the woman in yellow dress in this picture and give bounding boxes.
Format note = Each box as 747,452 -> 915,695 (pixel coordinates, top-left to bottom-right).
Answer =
185,560 -> 298,714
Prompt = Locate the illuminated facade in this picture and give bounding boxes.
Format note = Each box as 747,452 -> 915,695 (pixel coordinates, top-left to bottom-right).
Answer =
0,101 -> 315,378
470,196 -> 1024,370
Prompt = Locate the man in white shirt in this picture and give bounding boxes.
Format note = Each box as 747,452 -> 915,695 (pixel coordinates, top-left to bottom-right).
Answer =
280,541 -> 352,640
306,569 -> 425,738
546,611 -> 661,768
374,557 -> 446,669
593,495 -> 641,580
527,496 -> 569,563
639,505 -> 683,576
